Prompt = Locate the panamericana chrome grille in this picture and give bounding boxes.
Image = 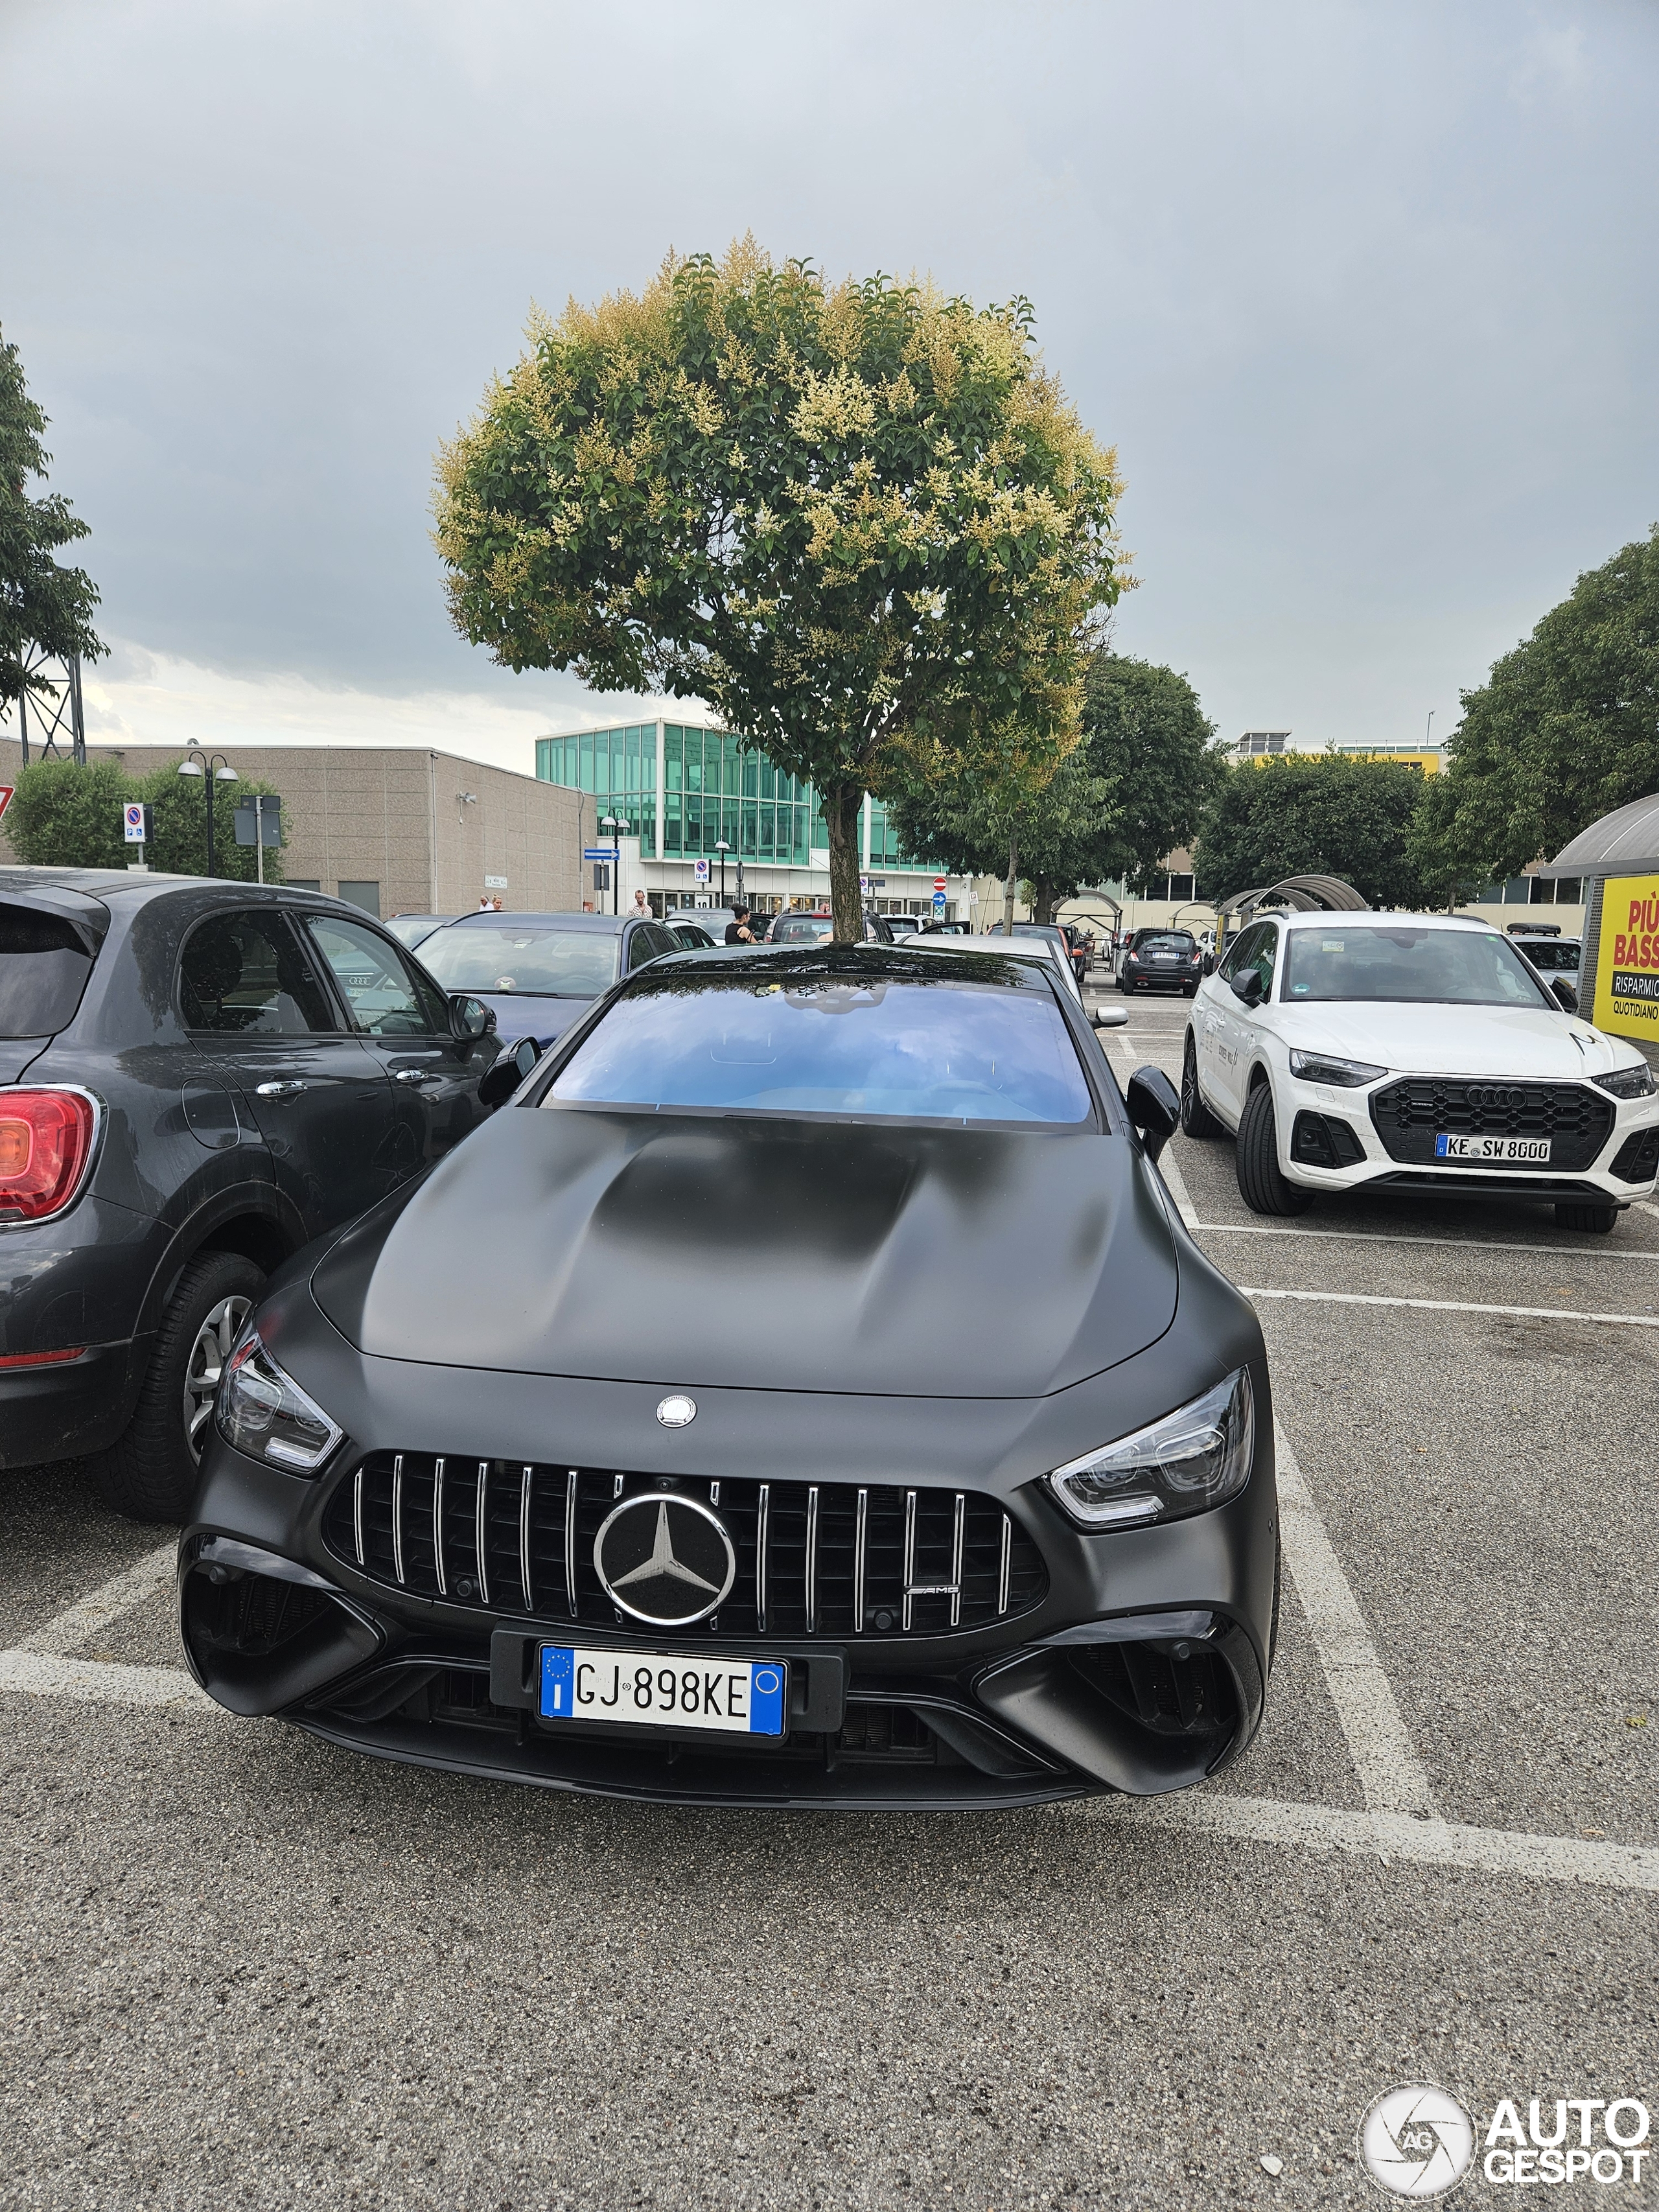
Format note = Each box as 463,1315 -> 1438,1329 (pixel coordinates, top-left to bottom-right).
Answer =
323,1458 -> 1048,1638
1369,1077 -> 1614,1171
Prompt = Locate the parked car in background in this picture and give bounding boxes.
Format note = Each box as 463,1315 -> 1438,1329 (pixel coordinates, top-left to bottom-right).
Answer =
1180,911 -> 1659,1233
1119,929 -> 1203,996
769,911 -> 896,945
416,910 -> 677,1055
384,914 -> 458,950
664,918 -> 717,951
1514,935 -> 1582,974
897,929 -> 1087,1007
0,869 -> 502,1518
987,922 -> 1087,994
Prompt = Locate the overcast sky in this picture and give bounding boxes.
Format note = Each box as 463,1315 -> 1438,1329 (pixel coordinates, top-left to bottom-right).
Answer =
3,0 -> 1656,774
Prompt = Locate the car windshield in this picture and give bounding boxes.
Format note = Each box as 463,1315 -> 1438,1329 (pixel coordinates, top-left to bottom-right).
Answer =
772,916 -> 833,942
1281,927 -> 1554,1006
546,974 -> 1095,1126
420,924 -> 620,997
1137,934 -> 1194,952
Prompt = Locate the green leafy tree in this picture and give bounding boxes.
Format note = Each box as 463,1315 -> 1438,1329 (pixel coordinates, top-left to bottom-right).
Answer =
1,327 -> 104,717
7,754 -> 284,881
1194,752 -> 1431,908
1413,524 -> 1659,885
887,650 -> 1219,922
5,757 -> 132,868
435,240 -> 1124,938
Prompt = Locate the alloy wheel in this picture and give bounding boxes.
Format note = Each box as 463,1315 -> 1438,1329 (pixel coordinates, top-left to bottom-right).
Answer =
182,1294 -> 253,1461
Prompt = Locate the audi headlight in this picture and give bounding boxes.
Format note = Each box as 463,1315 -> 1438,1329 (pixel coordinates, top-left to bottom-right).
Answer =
1288,1049 -> 1387,1088
1045,1368 -> 1255,1530
1595,1062 -> 1657,1100
216,1329 -> 343,1473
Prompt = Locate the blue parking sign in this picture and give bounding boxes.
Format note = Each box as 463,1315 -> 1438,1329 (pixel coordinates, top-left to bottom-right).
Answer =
932,890 -> 947,911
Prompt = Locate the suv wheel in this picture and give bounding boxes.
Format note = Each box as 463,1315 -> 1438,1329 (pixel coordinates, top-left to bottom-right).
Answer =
1235,1082 -> 1314,1217
91,1251 -> 264,1523
1180,1036 -> 1224,1139
1555,1202 -> 1618,1235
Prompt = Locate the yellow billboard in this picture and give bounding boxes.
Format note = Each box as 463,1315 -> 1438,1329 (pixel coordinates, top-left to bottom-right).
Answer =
1592,874 -> 1659,1042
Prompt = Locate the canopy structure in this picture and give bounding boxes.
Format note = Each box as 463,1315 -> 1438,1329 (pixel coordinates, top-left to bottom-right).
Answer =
1537,793 -> 1659,879
1214,874 -> 1370,922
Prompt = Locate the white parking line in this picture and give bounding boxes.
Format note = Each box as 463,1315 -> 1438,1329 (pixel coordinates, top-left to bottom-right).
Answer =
1194,1222 -> 1659,1260
19,1542 -> 177,1656
1273,1421 -> 1435,1816
1244,1286 -> 1659,1328
0,1648 -> 207,1708
1125,1794 -> 1659,1894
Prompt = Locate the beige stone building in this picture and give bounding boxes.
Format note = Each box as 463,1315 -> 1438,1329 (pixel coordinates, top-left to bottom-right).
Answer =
0,739 -> 584,919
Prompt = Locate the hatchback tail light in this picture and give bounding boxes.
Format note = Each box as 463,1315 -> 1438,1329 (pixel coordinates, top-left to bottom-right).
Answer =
0,1089 -> 98,1221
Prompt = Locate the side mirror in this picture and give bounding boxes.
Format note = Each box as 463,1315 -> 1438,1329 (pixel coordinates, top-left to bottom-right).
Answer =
478,1034 -> 540,1110
1550,977 -> 1579,1014
1126,1065 -> 1181,1162
1229,968 -> 1264,1007
450,994 -> 494,1044
1090,1006 -> 1130,1029
1201,953 -> 1216,977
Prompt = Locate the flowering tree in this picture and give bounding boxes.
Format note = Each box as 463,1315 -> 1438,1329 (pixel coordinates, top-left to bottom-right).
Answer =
435,240 -> 1124,938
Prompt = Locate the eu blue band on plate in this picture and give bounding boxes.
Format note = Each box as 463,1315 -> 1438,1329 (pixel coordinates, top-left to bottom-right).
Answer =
540,1644 -> 574,1717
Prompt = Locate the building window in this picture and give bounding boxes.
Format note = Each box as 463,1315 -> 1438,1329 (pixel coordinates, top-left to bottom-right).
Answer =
336,881 -> 381,917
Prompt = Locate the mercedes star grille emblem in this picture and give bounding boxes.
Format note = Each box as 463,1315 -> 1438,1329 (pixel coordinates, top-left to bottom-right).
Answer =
594,1493 -> 737,1627
656,1394 -> 697,1427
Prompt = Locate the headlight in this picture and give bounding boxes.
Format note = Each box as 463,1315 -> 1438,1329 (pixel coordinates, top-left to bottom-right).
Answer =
216,1329 -> 343,1473
1595,1063 -> 1657,1100
1288,1049 -> 1387,1088
1045,1368 -> 1255,1530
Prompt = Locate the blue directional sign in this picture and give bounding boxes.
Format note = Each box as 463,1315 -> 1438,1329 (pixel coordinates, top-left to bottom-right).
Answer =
583,848 -> 616,861
933,890 -> 947,911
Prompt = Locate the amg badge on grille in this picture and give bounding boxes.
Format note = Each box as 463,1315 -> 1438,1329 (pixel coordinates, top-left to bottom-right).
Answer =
594,1493 -> 737,1626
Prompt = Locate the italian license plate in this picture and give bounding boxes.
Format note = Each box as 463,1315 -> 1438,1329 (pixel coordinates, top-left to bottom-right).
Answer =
537,1646 -> 787,1737
1435,1134 -> 1551,1162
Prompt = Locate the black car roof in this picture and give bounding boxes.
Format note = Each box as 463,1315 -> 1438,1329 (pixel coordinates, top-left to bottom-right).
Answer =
447,910 -> 629,934
640,942 -> 1057,990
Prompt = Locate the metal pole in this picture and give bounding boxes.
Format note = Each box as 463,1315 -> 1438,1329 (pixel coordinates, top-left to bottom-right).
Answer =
17,689 -> 27,767
612,822 -> 620,914
255,795 -> 265,886
206,769 -> 216,879
69,655 -> 86,766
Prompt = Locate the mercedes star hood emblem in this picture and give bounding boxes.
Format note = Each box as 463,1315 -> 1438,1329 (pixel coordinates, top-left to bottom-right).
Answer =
594,1493 -> 737,1627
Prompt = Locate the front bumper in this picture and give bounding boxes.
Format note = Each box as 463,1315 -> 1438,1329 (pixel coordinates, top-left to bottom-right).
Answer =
1274,1070 -> 1659,1205
181,1434 -> 1277,1810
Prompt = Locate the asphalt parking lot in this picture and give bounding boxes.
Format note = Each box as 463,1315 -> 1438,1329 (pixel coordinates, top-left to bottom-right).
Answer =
3,987 -> 1656,2211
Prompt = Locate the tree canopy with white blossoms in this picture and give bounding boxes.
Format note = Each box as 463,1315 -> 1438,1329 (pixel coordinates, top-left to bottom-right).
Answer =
434,239 -> 1126,938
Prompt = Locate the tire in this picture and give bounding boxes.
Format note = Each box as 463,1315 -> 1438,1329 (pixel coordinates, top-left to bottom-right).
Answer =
1235,1081 -> 1314,1217
1180,1036 -> 1224,1139
91,1251 -> 263,1522
1555,1202 -> 1618,1234
1116,972 -> 1128,995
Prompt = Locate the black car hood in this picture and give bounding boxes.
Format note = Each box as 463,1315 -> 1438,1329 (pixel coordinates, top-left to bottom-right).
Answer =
312,1105 -> 1178,1399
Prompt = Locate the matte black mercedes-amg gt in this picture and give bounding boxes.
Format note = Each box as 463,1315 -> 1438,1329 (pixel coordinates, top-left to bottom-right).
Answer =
181,944 -> 1279,1808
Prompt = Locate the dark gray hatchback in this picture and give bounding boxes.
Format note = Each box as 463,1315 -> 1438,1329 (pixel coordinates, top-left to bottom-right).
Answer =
0,868 -> 502,1519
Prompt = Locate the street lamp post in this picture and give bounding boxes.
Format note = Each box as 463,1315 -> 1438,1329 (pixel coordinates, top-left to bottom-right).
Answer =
601,815 -> 629,914
715,838 -> 730,904
176,749 -> 239,878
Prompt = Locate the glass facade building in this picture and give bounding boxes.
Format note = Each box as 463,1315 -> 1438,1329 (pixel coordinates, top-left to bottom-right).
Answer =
535,723 -> 932,876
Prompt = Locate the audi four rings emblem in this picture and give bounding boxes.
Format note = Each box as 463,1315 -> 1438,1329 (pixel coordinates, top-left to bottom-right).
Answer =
594,1493 -> 737,1627
656,1394 -> 696,1426
1463,1085 -> 1524,1108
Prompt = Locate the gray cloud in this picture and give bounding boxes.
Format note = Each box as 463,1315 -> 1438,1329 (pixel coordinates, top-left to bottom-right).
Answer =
3,0 -> 1655,754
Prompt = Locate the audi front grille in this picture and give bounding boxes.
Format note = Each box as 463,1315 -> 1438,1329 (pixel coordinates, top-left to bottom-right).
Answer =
1369,1077 -> 1614,1172
322,1458 -> 1049,1638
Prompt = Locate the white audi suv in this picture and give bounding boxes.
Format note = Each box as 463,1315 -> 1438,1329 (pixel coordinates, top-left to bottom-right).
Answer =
1181,911 -> 1659,1232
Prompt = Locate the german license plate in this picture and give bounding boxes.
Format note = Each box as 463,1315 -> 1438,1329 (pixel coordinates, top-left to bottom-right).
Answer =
537,1646 -> 787,1737
1435,1134 -> 1551,1162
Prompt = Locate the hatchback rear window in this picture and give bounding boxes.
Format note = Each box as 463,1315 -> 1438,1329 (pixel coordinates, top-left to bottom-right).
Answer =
546,975 -> 1095,1127
0,905 -> 96,1038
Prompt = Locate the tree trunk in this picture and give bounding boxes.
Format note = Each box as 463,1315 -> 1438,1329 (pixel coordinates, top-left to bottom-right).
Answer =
1032,878 -> 1057,926
822,783 -> 865,944
1003,825 -> 1019,937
